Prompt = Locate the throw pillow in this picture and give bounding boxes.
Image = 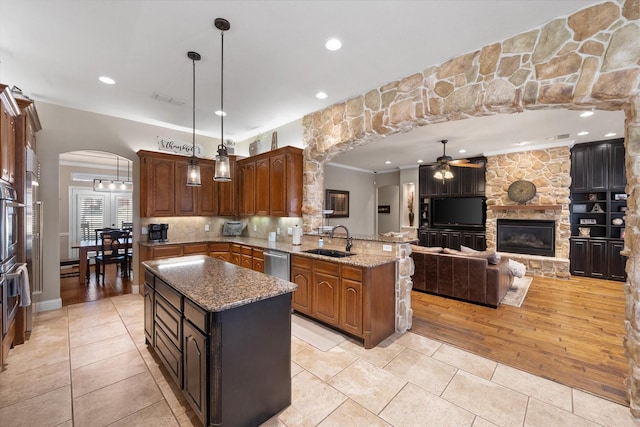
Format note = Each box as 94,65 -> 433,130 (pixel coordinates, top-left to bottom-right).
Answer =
460,245 -> 478,253
411,245 -> 443,254
508,259 -> 526,278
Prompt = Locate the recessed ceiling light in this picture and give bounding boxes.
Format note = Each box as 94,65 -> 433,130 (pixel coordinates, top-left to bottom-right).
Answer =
325,38 -> 342,51
385,161 -> 391,165
458,149 -> 466,154
215,110 -> 227,117
98,76 -> 115,85
580,111 -> 594,117
577,131 -> 589,136
315,92 -> 328,99
417,159 -> 423,164
605,132 -> 617,137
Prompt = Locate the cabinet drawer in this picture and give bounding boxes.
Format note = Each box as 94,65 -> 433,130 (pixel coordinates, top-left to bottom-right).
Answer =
252,248 -> 264,260
341,265 -> 362,282
241,245 -> 252,256
152,245 -> 183,259
155,279 -> 182,310
184,299 -> 207,333
314,259 -> 339,275
209,242 -> 230,252
183,243 -> 209,254
144,270 -> 155,289
292,254 -> 312,269
155,295 -> 182,349
155,327 -> 182,386
231,243 -> 242,253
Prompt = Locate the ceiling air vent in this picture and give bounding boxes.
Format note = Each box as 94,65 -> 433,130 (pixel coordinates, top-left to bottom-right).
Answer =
151,92 -> 185,106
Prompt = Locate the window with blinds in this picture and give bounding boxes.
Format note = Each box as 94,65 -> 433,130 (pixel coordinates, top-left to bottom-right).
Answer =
71,188 -> 133,243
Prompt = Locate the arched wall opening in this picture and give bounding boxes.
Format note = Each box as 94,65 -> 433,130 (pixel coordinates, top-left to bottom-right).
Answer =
300,1 -> 640,414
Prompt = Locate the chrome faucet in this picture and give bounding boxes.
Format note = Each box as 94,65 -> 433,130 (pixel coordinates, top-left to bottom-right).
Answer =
330,225 -> 353,252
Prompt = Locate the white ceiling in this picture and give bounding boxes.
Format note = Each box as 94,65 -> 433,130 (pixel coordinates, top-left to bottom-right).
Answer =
1,0 -> 623,172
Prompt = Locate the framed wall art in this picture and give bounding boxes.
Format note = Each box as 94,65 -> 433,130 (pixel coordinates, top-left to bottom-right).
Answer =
378,205 -> 391,214
325,189 -> 350,218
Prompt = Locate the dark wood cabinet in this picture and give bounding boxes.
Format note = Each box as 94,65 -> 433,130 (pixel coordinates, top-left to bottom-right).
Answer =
570,139 -> 626,281
138,150 -> 239,217
419,157 -> 485,198
183,299 -> 208,424
143,271 -> 155,345
0,85 -> 19,184
424,228 -> 485,250
237,146 -> 303,217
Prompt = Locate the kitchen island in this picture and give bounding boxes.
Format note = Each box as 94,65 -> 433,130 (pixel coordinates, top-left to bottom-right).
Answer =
143,255 -> 297,426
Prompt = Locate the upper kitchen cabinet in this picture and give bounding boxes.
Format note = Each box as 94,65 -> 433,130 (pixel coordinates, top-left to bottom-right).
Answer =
570,141 -> 625,192
0,85 -> 21,184
237,146 -> 303,217
138,150 -> 239,217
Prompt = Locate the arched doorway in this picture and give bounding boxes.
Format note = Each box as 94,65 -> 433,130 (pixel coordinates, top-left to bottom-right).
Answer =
301,2 -> 640,414
59,150 -> 134,305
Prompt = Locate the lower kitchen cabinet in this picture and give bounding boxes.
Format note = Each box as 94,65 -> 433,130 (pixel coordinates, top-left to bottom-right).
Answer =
290,254 -> 395,348
570,237 -> 626,281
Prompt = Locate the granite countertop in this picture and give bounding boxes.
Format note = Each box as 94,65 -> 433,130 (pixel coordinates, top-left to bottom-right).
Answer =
143,255 -> 297,312
140,236 -> 398,268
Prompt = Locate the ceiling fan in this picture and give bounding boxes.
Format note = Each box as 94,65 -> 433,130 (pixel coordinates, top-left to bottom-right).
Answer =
430,139 -> 482,181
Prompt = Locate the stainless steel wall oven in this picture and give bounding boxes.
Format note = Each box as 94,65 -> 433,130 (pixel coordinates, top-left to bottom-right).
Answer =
0,182 -> 21,263
1,255 -> 24,337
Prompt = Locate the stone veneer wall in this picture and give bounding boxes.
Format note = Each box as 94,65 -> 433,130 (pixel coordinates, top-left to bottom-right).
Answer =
485,147 -> 571,278
299,1 -> 640,415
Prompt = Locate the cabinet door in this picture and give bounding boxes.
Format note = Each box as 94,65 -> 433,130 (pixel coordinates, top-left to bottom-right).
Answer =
144,284 -> 154,345
340,266 -> 363,336
448,231 -> 461,250
427,230 -> 441,247
570,238 -> 588,276
141,156 -> 175,217
426,166 -> 440,196
291,258 -> 312,315
313,271 -> 340,326
0,91 -> 17,184
608,240 -> 626,281
238,162 -> 256,215
183,243 -> 209,255
198,162 -> 218,216
419,166 -> 429,197
418,230 -> 428,246
571,146 -> 588,192
183,320 -> 207,425
474,233 -> 487,251
588,143 -> 609,191
268,154 -> 286,216
609,142 -> 626,191
588,240 -> 608,278
255,158 -> 270,215
175,159 -> 197,215
217,160 -> 238,216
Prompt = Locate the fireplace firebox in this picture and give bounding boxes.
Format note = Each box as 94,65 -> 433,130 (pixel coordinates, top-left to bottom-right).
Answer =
497,219 -> 555,257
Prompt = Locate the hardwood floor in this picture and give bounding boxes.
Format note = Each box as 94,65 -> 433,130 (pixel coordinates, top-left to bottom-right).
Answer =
60,264 -> 133,306
410,274 -> 629,406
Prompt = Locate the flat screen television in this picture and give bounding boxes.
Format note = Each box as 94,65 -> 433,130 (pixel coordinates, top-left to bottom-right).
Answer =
431,197 -> 485,229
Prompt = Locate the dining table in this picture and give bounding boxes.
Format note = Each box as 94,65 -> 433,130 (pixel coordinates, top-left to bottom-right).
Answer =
71,237 -> 132,283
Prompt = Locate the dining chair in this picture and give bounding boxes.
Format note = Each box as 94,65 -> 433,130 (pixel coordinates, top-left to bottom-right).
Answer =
95,228 -> 129,284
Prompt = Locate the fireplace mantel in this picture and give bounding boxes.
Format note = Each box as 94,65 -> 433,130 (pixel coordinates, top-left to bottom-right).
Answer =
488,205 -> 563,211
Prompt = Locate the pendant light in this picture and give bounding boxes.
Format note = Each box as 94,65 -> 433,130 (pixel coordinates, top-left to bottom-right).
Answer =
186,51 -> 202,186
214,17 -> 231,182
93,156 -> 132,192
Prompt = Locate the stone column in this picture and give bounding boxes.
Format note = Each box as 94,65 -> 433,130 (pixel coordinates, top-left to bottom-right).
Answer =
623,94 -> 640,417
396,243 -> 415,332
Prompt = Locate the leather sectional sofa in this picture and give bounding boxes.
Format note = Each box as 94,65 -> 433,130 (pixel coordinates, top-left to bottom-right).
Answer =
411,247 -> 513,308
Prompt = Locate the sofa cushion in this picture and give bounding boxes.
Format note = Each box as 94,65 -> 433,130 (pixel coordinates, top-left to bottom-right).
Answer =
411,244 -> 443,254
444,247 -> 501,265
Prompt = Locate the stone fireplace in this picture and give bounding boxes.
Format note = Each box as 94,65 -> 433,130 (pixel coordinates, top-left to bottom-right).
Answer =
497,219 -> 555,257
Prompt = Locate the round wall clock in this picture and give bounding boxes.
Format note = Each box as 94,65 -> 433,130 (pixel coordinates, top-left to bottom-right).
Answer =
507,180 -> 536,204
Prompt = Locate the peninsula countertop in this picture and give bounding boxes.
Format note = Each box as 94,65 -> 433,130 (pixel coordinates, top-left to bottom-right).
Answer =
142,255 -> 297,312
139,236 -> 398,268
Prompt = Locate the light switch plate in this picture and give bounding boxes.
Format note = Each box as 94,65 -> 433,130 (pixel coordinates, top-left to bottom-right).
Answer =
287,227 -> 293,235
382,244 -> 392,252
205,224 -> 210,232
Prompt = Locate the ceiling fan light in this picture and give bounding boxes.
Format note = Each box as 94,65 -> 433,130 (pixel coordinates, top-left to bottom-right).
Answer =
433,170 -> 443,180
444,170 -> 454,179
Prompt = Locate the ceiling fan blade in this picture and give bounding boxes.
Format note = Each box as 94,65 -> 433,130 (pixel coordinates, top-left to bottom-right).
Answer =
450,162 -> 483,169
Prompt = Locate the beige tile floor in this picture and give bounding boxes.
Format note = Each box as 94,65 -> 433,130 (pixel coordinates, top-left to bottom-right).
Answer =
0,294 -> 638,427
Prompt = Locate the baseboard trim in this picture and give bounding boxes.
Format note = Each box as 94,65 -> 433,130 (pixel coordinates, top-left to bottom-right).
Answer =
34,298 -> 63,313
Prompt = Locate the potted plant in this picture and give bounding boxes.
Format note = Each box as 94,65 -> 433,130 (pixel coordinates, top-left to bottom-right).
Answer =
408,192 -> 415,226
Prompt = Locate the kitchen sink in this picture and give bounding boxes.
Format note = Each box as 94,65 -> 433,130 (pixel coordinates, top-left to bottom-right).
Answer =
302,248 -> 356,258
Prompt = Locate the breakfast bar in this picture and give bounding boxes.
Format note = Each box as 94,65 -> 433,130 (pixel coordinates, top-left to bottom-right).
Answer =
142,255 -> 297,426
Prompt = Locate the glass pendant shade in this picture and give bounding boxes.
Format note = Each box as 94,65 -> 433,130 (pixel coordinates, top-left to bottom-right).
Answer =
214,144 -> 231,182
433,167 -> 454,180
186,160 -> 201,186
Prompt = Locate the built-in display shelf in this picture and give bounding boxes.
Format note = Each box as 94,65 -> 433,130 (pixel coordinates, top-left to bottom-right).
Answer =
488,205 -> 562,211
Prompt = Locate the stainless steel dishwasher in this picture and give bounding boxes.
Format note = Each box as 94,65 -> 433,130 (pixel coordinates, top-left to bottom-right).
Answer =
264,249 -> 291,281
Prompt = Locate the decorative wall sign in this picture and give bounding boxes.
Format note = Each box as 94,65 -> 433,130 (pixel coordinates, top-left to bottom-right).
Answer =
378,205 -> 391,213
325,189 -> 349,218
157,136 -> 203,156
